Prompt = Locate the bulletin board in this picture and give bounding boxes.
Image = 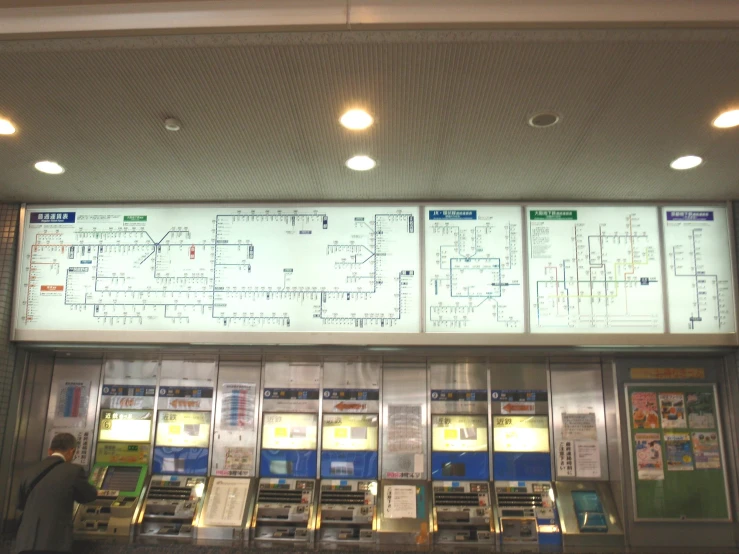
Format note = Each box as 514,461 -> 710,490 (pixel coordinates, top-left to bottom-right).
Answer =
626,384 -> 730,521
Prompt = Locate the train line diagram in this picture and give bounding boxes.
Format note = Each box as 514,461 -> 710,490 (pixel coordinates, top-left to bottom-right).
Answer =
528,207 -> 664,333
425,207 -> 524,332
663,207 -> 735,333
17,206 -> 420,332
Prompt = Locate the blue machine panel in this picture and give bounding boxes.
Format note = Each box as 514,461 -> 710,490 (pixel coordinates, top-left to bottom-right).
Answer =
493,452 -> 552,481
152,447 -> 208,475
320,451 -> 378,479
260,450 -> 317,478
431,452 -> 489,480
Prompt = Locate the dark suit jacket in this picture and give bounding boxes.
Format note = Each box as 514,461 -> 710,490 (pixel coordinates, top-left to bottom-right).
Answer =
15,456 -> 98,554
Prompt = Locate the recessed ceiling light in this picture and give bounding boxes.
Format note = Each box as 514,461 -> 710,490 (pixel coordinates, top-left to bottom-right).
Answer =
34,161 -> 65,175
0,118 -> 16,135
670,155 -> 703,170
345,155 -> 376,171
713,109 -> 739,129
528,112 -> 561,128
340,109 -> 374,130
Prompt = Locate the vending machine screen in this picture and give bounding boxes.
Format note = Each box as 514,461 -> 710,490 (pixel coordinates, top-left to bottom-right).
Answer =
432,415 -> 488,452
262,413 -> 318,450
322,414 -> 378,451
101,466 -> 143,492
493,416 -> 550,453
98,409 -> 153,443
156,411 -> 211,448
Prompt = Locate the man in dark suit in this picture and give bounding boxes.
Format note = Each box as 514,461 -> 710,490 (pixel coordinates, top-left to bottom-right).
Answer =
15,432 -> 98,554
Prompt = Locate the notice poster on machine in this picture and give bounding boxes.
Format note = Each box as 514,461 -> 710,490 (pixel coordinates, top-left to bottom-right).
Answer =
561,413 -> 597,440
387,405 -> 423,453
156,411 -> 211,448
686,392 -> 716,429
574,441 -> 601,478
631,392 -> 660,429
384,485 -> 417,519
431,415 -> 488,452
692,432 -> 721,470
664,432 -> 693,471
635,433 -> 664,480
55,381 -> 90,427
220,383 -> 256,431
658,392 -> 686,429
556,440 -> 575,477
202,478 -> 251,527
213,446 -> 253,477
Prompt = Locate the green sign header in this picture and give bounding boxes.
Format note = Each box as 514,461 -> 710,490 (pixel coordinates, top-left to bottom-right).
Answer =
530,210 -> 577,220
123,215 -> 147,222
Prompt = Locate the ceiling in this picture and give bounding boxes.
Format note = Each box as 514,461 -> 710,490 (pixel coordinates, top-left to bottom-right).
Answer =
0,28 -> 738,204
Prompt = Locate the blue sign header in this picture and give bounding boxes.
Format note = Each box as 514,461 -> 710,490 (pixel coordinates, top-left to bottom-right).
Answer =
429,210 -> 477,220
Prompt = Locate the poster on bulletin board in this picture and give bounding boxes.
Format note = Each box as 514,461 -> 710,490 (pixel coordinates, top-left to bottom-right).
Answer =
626,384 -> 730,520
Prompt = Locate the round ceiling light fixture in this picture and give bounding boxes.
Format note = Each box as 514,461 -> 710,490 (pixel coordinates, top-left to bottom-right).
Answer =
340,109 -> 374,130
345,155 -> 376,171
0,118 -> 16,135
164,117 -> 182,132
670,155 -> 703,170
34,160 -> 65,175
528,112 -> 561,128
713,109 -> 739,129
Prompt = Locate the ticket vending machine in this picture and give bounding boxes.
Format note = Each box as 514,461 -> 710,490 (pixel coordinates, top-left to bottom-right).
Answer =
491,390 -> 562,549
550,364 -> 624,550
196,360 -> 261,546
74,359 -> 157,542
138,359 -> 215,543
317,359 -> 380,546
429,362 -> 494,547
251,360 -> 320,545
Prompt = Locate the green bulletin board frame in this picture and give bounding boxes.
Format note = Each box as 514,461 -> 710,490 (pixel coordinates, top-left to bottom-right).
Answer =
626,383 -> 730,521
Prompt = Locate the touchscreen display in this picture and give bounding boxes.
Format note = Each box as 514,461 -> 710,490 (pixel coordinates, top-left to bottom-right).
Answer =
493,415 -> 550,453
101,466 -> 142,492
262,413 -> 318,450
432,415 -> 488,452
156,411 -> 211,448
322,414 -> 378,451
98,409 -> 153,443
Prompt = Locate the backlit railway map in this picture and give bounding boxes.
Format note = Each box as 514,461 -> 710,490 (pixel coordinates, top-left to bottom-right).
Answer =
527,206 -> 664,333
662,206 -> 736,333
15,206 -> 421,333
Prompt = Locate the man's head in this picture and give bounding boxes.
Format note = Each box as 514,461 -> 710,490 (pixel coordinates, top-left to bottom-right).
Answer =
48,433 -> 76,462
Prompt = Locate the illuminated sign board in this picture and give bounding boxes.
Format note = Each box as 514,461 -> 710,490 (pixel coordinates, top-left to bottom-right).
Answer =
493,415 -> 550,453
98,409 -> 153,443
155,411 -> 211,448
262,413 -> 317,450
431,415 -> 488,452
322,414 -> 378,451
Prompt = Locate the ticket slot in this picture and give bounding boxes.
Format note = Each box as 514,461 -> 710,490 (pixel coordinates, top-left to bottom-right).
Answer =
251,478 -> 316,544
317,480 -> 377,545
137,476 -> 207,543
